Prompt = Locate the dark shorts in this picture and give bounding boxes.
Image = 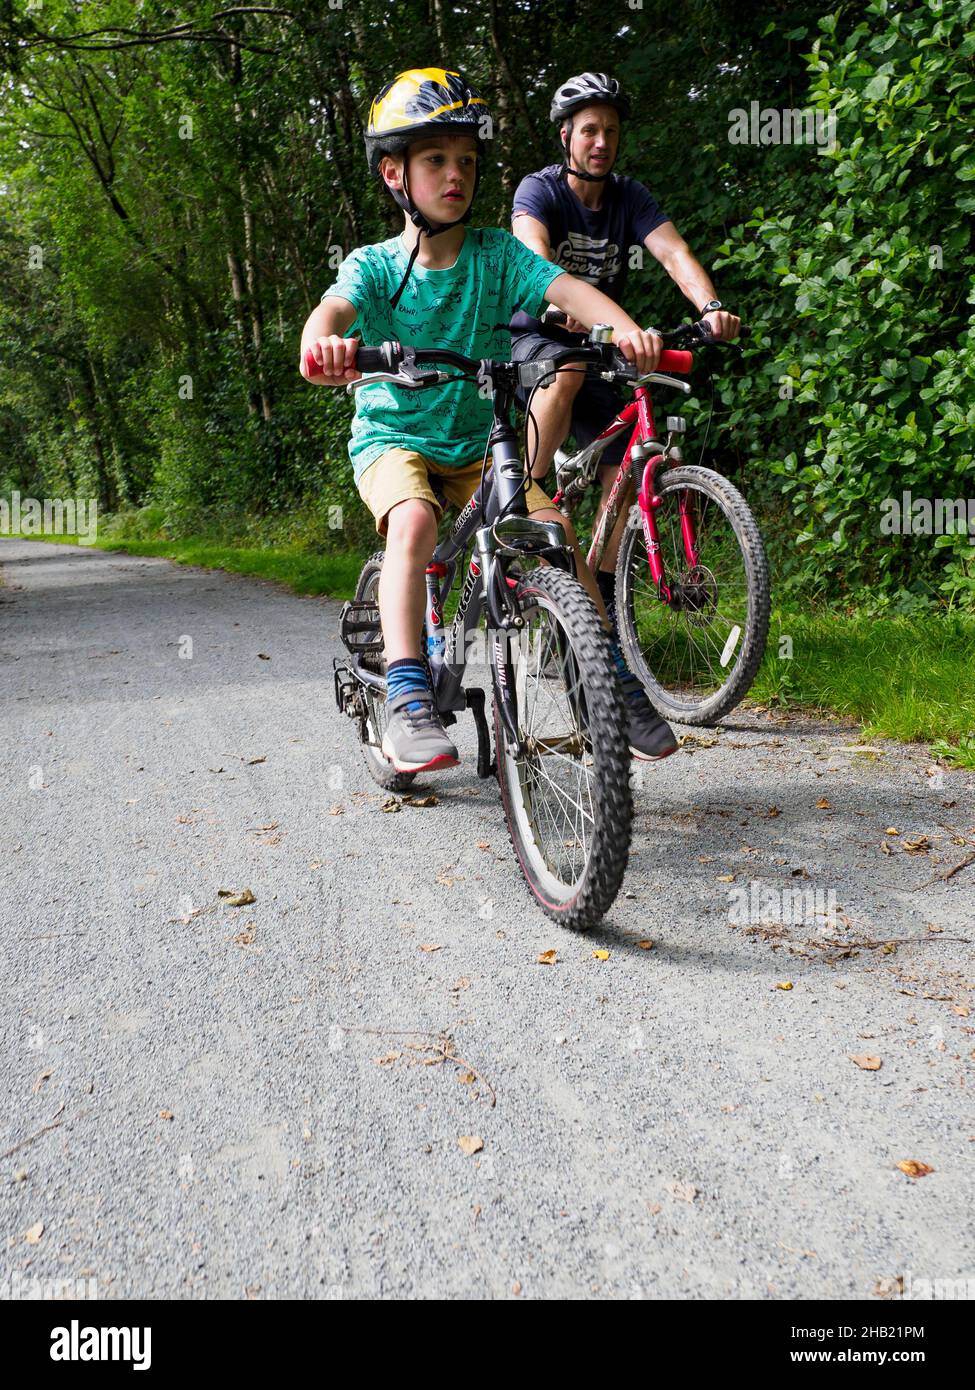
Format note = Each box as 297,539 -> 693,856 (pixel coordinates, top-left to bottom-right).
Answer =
511,330 -> 630,470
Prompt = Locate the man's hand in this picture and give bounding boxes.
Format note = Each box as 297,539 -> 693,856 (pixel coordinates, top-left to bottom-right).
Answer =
300,336 -> 361,386
614,327 -> 663,376
702,310 -> 741,341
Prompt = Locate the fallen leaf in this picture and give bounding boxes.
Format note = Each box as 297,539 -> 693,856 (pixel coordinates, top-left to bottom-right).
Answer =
24,1222 -> 44,1245
816,797 -> 832,810
450,977 -> 470,993
849,1054 -> 882,1071
952,1005 -> 970,1017
476,841 -> 490,850
896,1160 -> 934,1179
768,806 -> 781,817
374,1052 -> 402,1065
31,1067 -> 53,1094
927,924 -> 944,934
404,794 -> 438,807
880,841 -> 892,855
775,981 -> 794,991
902,836 -> 930,855
328,805 -> 345,816
457,1072 -> 476,1085
257,653 -> 270,660
637,940 -> 654,951
874,1275 -> 905,1298
457,1135 -> 483,1156
381,798 -> 401,814
885,827 -> 900,836
592,949 -> 610,961
667,1181 -> 698,1203
716,873 -> 735,883
217,888 -> 255,906
537,949 -> 558,965
245,756 -> 267,765
418,943 -> 442,953
158,1109 -> 174,1121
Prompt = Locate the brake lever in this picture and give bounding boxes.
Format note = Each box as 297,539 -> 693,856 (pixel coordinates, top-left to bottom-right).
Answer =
346,370 -> 447,394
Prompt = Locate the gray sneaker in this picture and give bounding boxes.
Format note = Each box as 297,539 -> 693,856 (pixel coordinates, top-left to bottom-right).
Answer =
382,692 -> 460,774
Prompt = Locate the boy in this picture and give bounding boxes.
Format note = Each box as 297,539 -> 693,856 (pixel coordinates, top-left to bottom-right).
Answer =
299,67 -> 674,775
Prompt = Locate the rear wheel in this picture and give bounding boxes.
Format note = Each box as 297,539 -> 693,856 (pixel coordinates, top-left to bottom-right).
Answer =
494,566 -> 633,929
615,466 -> 769,725
352,552 -> 417,792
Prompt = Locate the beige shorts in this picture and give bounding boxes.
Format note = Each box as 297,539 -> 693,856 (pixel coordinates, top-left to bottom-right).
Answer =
356,448 -> 555,536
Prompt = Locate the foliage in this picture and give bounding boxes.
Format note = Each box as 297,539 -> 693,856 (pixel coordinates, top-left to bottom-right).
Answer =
0,0 -> 971,606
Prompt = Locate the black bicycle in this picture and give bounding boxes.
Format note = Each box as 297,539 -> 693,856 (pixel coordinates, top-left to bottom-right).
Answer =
333,337 -> 634,929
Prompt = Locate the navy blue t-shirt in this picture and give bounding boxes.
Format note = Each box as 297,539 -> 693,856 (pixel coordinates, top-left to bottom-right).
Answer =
510,163 -> 670,341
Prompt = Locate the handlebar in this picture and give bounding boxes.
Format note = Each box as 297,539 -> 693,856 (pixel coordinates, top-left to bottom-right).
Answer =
304,316 -> 744,393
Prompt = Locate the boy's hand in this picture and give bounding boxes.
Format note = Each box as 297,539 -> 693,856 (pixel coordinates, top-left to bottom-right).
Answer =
614,328 -> 663,376
300,336 -> 361,386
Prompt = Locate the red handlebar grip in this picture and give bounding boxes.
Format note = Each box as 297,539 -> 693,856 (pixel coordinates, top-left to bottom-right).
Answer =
658,349 -> 693,374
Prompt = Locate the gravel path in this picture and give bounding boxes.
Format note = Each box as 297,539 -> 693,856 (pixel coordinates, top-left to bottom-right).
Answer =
1,538 -> 973,1301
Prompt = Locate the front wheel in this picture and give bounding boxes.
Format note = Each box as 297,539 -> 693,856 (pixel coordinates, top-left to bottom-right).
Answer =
494,566 -> 633,929
615,465 -> 770,725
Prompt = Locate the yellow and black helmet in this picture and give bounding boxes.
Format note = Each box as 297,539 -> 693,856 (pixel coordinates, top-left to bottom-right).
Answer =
364,67 -> 490,175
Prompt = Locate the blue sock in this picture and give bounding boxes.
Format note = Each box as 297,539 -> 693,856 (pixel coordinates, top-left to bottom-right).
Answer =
609,636 -> 645,706
386,659 -> 430,713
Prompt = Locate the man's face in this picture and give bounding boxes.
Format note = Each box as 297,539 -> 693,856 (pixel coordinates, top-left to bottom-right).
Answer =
382,134 -> 478,222
563,103 -> 620,175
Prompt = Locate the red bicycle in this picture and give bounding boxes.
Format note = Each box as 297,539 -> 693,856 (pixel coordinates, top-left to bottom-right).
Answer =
530,318 -> 770,725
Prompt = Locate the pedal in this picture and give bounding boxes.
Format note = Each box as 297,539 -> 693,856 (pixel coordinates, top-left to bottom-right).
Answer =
466,686 -> 496,779
333,659 -> 358,715
338,599 -> 383,656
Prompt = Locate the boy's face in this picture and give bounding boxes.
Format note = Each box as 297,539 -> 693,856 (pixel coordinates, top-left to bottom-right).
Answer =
382,133 -> 478,223
562,103 -> 620,176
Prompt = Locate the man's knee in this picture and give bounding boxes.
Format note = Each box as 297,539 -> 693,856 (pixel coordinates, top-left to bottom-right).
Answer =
533,506 -> 577,547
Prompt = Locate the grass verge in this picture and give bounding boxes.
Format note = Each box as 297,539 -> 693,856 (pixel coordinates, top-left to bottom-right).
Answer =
754,610 -> 975,745
3,530 -> 366,601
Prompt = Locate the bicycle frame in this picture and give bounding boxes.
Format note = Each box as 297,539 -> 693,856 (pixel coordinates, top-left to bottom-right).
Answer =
556,380 -> 690,606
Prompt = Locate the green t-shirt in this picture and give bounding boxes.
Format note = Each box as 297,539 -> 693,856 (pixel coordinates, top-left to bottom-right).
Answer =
321,227 -> 564,481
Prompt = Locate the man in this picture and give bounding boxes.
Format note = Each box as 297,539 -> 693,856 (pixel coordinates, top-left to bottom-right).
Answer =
511,72 -> 741,754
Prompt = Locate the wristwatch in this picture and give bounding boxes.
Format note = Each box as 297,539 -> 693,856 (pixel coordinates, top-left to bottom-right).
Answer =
700,299 -> 723,315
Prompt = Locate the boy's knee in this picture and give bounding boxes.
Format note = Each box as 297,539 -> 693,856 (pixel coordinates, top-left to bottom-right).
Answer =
384,497 -> 438,553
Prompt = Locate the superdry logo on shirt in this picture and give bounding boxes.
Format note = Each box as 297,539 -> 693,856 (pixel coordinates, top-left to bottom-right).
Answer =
553,231 -> 622,284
